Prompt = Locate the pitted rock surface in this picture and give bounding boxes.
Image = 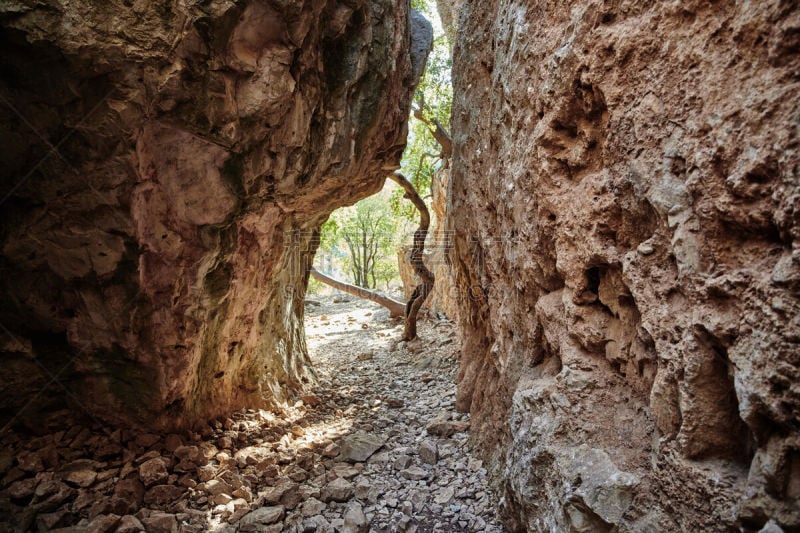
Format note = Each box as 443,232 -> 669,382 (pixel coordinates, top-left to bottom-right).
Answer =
449,0 -> 800,531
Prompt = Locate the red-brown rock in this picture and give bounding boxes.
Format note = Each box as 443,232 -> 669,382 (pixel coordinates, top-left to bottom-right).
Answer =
449,0 -> 800,531
0,0 -> 430,430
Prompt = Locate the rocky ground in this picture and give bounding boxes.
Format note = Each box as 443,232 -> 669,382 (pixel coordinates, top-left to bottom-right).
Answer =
0,295 -> 504,532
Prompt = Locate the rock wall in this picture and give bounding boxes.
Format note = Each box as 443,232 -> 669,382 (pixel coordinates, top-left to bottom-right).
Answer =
0,0 -> 428,430
450,0 -> 799,531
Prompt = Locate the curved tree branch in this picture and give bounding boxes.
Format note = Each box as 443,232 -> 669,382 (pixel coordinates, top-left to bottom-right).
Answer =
309,267 -> 405,318
389,171 -> 435,341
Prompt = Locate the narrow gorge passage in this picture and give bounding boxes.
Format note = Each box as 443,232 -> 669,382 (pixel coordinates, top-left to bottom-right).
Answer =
1,0 -> 798,531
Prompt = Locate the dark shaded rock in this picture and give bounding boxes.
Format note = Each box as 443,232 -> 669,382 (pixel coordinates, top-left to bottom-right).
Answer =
115,515 -> 145,533
0,0 -> 428,431
138,457 -> 169,487
85,513 -> 120,533
140,512 -> 177,533
143,484 -> 184,506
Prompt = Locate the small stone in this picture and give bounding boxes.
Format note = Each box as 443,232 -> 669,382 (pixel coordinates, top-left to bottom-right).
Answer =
239,506 -> 285,531
135,434 -> 161,448
38,510 -> 76,531
400,466 -> 428,481
17,450 -> 44,472
7,477 -> 37,499
64,468 -> 98,488
401,501 -> 413,515
419,441 -> 438,465
144,484 -> 184,506
304,515 -> 334,532
321,477 -> 354,502
113,478 -> 145,507
434,486 -> 454,505
138,457 -> 169,487
214,493 -> 234,505
301,497 -> 327,517
116,515 -> 145,533
226,497 -> 251,523
426,420 -> 469,438
197,465 -> 215,482
86,513 -> 122,533
394,454 -> 413,470
330,464 -> 360,480
342,501 -> 368,533
163,434 -> 182,453
174,445 -> 203,463
260,480 -> 299,506
322,443 -> 340,458
204,478 -> 232,496
140,512 -> 178,533
339,432 -> 386,462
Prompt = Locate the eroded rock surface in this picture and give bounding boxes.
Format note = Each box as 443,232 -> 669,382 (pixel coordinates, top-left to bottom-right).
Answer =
0,0 -> 428,429
450,1 -> 799,531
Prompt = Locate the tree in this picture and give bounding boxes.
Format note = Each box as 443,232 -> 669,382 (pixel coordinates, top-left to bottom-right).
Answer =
310,173 -> 433,341
342,197 -> 393,288
389,171 -> 434,341
321,195 -> 398,290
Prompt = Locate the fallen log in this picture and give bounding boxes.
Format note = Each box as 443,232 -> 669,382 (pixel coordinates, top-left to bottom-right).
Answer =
309,267 -> 405,318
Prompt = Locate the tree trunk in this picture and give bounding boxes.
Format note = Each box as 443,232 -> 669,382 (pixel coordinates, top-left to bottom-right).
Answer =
389,171 -> 435,341
309,267 -> 405,318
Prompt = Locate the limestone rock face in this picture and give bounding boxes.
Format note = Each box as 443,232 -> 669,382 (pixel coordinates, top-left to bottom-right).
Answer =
0,0 -> 427,429
450,1 -> 799,531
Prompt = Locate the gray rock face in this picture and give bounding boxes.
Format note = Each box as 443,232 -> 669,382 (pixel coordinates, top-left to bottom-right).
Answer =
450,0 -> 800,531
0,0 -> 425,429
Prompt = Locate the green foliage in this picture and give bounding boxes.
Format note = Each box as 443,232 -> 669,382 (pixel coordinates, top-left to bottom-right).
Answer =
316,194 -> 400,290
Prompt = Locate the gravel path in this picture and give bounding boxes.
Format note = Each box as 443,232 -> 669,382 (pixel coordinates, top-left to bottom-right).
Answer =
0,296 -> 505,532
300,296 -> 505,532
